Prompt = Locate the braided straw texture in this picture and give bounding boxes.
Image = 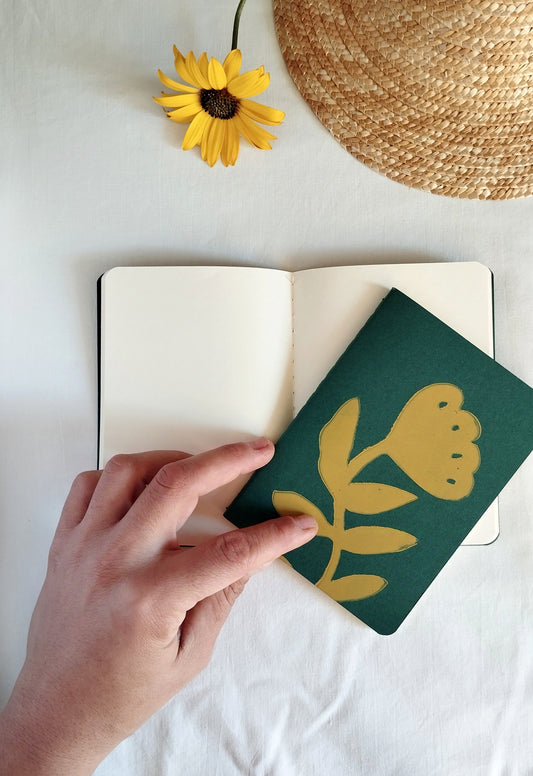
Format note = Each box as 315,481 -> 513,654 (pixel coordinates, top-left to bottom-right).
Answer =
273,0 -> 533,198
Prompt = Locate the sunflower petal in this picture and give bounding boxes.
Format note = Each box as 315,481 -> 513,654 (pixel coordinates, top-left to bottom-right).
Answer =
223,49 -> 242,83
208,57 -> 227,89
200,118 -> 211,161
166,102 -> 203,123
182,110 -> 211,150
173,49 -> 198,88
185,51 -> 211,90
205,118 -> 226,166
228,67 -> 270,98
239,98 -> 285,126
221,119 -> 240,166
153,93 -> 200,107
157,69 -> 199,94
234,113 -> 275,149
174,50 -> 209,90
197,52 -> 209,82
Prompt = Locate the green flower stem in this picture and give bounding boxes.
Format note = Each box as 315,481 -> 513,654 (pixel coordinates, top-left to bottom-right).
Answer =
231,0 -> 248,50
316,499 -> 344,587
345,439 -> 388,481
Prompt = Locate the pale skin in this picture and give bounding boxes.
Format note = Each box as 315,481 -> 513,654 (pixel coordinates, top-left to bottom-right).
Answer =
0,439 -> 317,776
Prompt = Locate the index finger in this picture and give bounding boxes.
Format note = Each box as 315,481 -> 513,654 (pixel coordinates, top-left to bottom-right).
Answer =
118,439 -> 276,550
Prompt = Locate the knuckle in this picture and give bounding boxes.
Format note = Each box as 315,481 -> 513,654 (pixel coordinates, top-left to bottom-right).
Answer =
221,578 -> 247,607
153,461 -> 192,493
104,453 -> 138,477
214,530 -> 255,567
68,470 -> 100,503
72,470 -> 97,490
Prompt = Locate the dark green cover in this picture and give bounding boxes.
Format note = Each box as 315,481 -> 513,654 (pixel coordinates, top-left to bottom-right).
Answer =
225,289 -> 533,634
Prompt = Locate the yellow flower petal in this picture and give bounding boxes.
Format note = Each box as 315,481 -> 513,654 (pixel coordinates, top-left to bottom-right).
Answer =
182,110 -> 211,150
185,51 -> 211,90
221,119 -> 240,166
153,93 -> 200,107
205,118 -> 226,166
228,68 -> 270,99
197,52 -> 209,82
157,69 -> 199,94
208,57 -> 227,90
173,49 -> 210,90
201,118 -> 225,166
223,49 -> 242,82
233,113 -> 276,149
166,102 -> 203,123
173,48 -> 197,88
239,99 -> 285,126
200,119 -> 211,162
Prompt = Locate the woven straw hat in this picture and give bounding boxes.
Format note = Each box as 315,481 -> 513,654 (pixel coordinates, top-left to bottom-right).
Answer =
273,0 -> 533,199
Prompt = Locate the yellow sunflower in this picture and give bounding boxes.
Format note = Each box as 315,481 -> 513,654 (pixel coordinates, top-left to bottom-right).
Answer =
154,47 -> 285,167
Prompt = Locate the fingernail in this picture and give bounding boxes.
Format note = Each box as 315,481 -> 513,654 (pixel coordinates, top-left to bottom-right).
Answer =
291,514 -> 318,531
249,437 -> 273,451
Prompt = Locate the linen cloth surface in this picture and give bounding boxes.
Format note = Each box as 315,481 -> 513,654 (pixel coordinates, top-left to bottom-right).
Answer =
2,1 -> 533,774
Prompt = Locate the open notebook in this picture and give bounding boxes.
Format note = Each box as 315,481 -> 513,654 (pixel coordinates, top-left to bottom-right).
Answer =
226,287 -> 533,633
98,262 -> 497,546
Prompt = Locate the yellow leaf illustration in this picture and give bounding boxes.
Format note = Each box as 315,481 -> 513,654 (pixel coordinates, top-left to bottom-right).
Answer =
340,525 -> 418,554
342,482 -> 417,514
318,397 -> 360,495
272,490 -> 331,537
317,574 -> 387,602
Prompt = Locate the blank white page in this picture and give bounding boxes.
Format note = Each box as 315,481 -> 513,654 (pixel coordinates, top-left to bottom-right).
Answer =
99,266 -> 293,543
292,262 -> 496,544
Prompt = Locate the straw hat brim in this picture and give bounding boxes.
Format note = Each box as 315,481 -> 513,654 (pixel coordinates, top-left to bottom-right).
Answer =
273,0 -> 533,199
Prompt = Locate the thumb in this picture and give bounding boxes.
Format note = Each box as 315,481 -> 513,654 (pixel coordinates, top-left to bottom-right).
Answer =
158,513 -> 318,614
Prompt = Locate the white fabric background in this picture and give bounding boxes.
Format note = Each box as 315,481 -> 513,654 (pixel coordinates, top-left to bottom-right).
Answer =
2,1 -> 533,774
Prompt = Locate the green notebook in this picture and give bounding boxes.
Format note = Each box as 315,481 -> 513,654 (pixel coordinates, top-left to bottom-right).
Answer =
226,289 -> 533,634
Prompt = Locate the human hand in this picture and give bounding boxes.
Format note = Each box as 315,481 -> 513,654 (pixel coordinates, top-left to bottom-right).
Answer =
0,440 -> 317,776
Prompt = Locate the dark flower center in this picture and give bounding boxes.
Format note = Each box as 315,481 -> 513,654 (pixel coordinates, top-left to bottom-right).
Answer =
200,88 -> 239,119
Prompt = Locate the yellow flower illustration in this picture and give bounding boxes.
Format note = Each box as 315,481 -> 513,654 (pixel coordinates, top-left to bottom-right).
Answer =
272,383 -> 482,604
154,48 -> 285,166
381,384 -> 481,500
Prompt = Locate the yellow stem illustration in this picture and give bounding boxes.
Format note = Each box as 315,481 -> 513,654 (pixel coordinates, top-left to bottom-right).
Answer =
316,498 -> 344,588
317,439 -> 391,589
345,439 -> 388,481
